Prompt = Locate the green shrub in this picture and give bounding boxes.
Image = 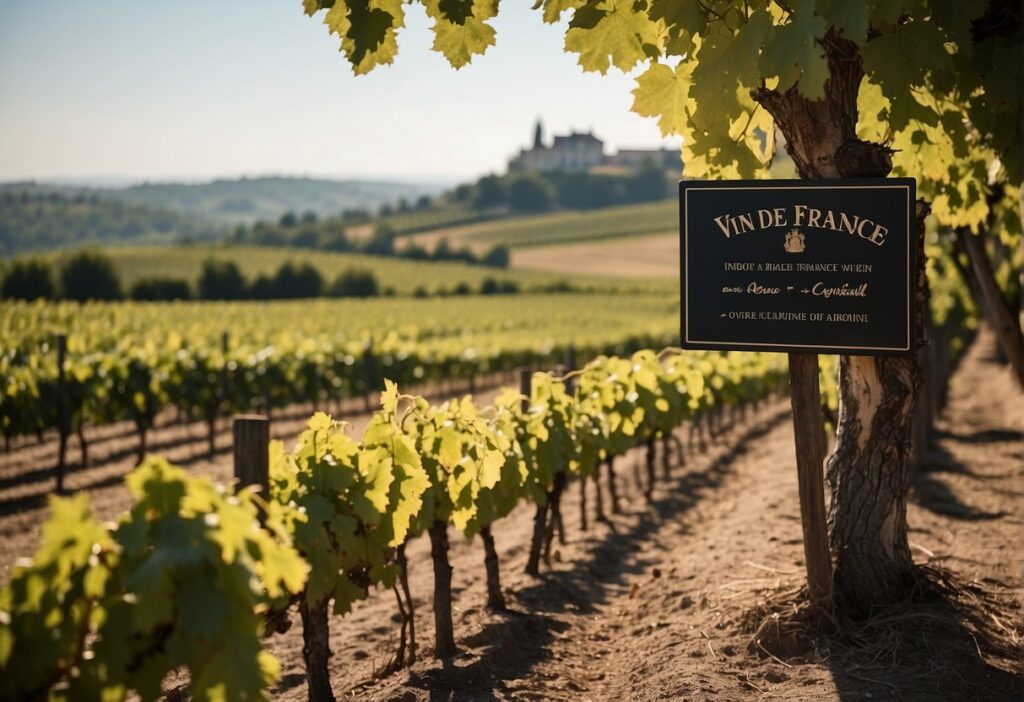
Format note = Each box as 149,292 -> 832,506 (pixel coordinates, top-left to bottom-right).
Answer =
59,250 -> 122,301
327,268 -> 379,298
1,259 -> 55,300
130,277 -> 192,301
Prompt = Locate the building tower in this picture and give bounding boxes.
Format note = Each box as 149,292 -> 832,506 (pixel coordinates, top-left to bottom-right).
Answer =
533,118 -> 544,149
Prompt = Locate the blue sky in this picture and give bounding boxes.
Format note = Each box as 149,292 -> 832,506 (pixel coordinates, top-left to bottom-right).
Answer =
0,1 -> 680,184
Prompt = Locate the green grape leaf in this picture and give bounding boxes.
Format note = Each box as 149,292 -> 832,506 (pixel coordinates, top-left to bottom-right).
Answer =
815,0 -> 869,45
380,379 -> 400,415
358,449 -> 394,515
533,0 -> 586,24
758,0 -> 828,100
425,0 -> 498,68
564,0 -> 662,74
691,11 -> 771,125
631,60 -> 695,137
860,20 -> 951,131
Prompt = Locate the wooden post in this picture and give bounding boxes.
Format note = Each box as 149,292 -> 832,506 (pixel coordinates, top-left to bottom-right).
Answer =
363,341 -> 375,412
787,353 -> 833,608
519,368 -> 531,413
55,334 -> 68,493
220,331 -> 230,408
521,368 -> 546,576
233,415 -> 269,519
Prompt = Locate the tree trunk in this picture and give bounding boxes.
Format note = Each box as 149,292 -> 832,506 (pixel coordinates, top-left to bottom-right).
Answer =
480,524 -> 506,611
644,436 -> 656,502
136,423 -> 147,467
960,226 -> 1024,387
551,473 -> 566,545
579,474 -> 589,531
757,31 -> 924,614
396,542 -> 416,663
525,501 -> 547,576
593,471 -> 607,522
428,521 -> 457,658
76,419 -> 88,467
672,435 -> 685,468
606,456 -> 620,514
300,597 -> 335,702
206,410 -> 216,457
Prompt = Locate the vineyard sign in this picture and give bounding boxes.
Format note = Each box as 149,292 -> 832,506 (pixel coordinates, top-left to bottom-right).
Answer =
679,178 -> 916,356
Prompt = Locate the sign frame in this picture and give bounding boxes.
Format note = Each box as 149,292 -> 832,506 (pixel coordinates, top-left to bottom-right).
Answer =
679,177 -> 917,357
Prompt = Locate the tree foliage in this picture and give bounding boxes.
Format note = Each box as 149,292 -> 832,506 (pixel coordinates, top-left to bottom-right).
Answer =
129,277 -> 193,301
306,0 -> 1020,229
0,259 -> 55,301
59,250 -> 123,302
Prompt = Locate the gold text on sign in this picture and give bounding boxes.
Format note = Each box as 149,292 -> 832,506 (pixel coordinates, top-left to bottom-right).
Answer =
712,205 -> 889,246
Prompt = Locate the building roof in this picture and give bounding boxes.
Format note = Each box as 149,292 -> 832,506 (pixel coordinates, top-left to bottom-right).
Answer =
552,131 -> 603,146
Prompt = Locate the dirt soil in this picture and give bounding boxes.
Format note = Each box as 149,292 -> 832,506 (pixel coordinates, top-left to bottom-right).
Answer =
2,332 -> 1021,701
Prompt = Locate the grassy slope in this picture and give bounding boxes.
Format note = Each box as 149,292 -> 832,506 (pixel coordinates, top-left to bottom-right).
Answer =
38,245 -> 672,295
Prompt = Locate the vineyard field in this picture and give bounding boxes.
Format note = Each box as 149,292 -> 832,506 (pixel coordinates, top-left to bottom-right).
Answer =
24,245 -> 673,295
0,293 -> 681,446
511,232 -> 680,277
406,199 -> 678,252
1,331 -> 1019,701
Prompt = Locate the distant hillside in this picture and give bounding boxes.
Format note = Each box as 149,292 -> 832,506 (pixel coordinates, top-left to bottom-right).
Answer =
404,199 -> 679,253
111,176 -> 446,225
0,188 -> 220,258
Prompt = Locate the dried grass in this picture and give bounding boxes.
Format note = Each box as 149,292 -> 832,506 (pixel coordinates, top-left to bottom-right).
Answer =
737,564 -> 1023,699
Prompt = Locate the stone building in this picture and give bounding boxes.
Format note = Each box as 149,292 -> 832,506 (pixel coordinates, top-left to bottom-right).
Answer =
508,119 -> 676,174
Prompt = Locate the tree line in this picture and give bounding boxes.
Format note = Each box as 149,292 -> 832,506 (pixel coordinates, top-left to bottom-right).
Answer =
451,160 -> 669,213
0,188 -> 221,257
227,215 -> 510,269
0,251 -> 530,302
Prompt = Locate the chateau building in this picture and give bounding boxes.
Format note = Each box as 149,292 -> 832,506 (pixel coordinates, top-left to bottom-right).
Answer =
507,120 -> 676,174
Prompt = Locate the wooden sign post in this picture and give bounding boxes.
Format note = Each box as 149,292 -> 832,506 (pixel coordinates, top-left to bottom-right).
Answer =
678,178 -> 917,608
786,353 -> 832,605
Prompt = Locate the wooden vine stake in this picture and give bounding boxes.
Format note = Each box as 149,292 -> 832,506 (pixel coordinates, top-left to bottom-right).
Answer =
234,414 -> 335,701
55,334 -> 68,493
786,354 -> 833,610
233,414 -> 269,508
522,368 -> 548,576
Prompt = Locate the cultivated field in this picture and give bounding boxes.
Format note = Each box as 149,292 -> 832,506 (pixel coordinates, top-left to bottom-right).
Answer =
511,232 -> 680,277
32,244 -> 674,295
406,200 -> 677,252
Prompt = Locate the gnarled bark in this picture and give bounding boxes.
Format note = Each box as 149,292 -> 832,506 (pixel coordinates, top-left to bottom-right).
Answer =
480,525 -> 506,611
300,597 -> 335,702
428,520 -> 457,658
755,30 -> 926,615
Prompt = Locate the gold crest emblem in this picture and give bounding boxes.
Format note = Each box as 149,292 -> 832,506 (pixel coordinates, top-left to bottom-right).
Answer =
784,228 -> 805,253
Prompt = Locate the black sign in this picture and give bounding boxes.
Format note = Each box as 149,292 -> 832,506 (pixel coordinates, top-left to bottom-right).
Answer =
679,178 -> 916,356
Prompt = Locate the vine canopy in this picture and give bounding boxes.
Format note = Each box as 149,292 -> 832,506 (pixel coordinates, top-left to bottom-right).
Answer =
303,0 -> 1021,230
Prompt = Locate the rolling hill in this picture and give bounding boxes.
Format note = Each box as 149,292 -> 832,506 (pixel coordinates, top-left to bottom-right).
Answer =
110,176 -> 446,225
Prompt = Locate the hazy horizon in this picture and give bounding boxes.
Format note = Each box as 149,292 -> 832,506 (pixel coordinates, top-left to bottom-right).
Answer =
0,1 -> 681,184
0,173 -> 460,190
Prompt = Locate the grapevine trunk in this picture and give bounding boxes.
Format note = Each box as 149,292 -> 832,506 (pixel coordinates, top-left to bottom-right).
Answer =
300,596 -> 335,702
480,524 -> 506,611
756,31 -> 923,614
428,520 -> 457,658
